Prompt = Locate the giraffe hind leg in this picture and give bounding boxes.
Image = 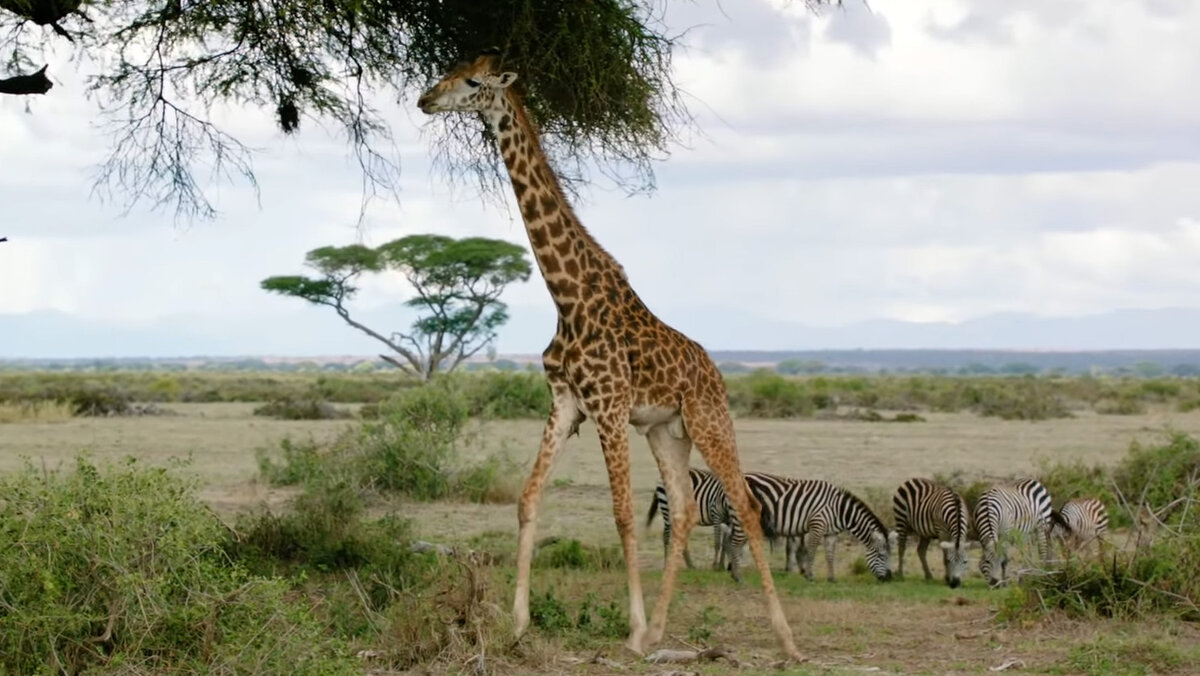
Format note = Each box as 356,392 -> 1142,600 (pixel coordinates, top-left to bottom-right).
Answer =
643,420 -> 697,649
684,395 -> 802,661
513,384 -> 581,640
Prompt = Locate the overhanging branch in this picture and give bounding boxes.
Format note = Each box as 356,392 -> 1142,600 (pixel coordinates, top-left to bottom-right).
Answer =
0,65 -> 52,95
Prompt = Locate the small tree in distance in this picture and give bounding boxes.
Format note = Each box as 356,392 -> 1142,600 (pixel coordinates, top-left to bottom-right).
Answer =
262,235 -> 531,380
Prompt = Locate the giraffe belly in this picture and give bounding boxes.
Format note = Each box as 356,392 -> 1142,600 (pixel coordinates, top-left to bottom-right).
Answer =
630,405 -> 685,438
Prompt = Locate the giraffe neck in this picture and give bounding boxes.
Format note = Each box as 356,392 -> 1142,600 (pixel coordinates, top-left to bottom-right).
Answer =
483,92 -> 622,316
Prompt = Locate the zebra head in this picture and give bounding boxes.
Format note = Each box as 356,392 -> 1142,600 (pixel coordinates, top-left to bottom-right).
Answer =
978,544 -> 1008,588
939,539 -> 968,588
865,529 -> 895,582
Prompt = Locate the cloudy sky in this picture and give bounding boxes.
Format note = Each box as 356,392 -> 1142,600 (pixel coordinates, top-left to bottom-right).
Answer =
3,0 -> 1200,358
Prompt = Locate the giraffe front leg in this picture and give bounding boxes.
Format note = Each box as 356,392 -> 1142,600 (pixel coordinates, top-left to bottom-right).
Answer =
644,420 -> 696,649
594,411 -> 649,654
512,383 -> 580,641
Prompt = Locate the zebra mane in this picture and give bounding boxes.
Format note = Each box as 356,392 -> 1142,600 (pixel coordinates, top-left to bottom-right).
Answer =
839,487 -> 887,536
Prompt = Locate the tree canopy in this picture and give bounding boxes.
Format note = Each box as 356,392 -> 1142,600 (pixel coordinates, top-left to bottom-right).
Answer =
1,0 -> 842,221
261,235 -> 532,379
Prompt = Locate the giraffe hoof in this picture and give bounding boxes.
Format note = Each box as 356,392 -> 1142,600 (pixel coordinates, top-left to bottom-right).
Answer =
625,626 -> 648,655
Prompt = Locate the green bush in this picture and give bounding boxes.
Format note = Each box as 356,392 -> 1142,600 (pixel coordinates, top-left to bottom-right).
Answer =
727,369 -> 817,418
66,385 -> 133,416
0,457 -> 357,674
256,381 -> 522,504
972,378 -> 1073,420
256,438 -> 331,486
253,396 -> 353,420
534,538 -> 624,571
1114,432 -> 1200,523
1095,396 -> 1148,415
1016,432 -> 1200,622
461,371 -> 552,418
1036,457 -> 1125,526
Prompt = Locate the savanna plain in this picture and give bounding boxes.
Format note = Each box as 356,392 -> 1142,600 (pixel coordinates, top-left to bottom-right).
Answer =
2,370 -> 1200,675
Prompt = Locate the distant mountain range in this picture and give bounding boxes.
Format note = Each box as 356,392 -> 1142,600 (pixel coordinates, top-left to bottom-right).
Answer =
2,306 -> 1199,369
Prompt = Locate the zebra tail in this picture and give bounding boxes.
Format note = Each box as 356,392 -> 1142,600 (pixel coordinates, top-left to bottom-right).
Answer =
755,493 -> 778,542
1050,508 -> 1071,534
645,491 -> 661,529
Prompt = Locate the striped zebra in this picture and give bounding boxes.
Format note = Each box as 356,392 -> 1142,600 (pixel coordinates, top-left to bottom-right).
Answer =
1051,497 -> 1109,558
645,467 -> 733,570
726,472 -> 895,583
974,479 -> 1057,587
892,478 -> 970,588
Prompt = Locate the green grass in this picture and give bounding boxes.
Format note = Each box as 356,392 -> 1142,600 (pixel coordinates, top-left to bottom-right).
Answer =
1063,635 -> 1199,675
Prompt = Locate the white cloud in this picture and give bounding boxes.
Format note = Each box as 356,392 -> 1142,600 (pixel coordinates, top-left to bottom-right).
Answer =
4,0 -> 1200,355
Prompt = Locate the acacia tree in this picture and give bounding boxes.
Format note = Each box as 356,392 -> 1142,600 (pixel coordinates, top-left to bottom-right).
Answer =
0,0 -> 842,221
261,235 -> 532,380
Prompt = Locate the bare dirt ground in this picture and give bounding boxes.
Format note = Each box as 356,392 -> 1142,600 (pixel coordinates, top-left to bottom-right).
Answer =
5,403 -> 1200,674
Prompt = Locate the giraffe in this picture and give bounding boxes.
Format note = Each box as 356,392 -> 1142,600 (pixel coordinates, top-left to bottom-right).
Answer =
416,51 -> 801,660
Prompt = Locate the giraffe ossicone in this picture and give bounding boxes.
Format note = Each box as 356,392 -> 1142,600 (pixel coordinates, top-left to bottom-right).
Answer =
417,51 -> 804,662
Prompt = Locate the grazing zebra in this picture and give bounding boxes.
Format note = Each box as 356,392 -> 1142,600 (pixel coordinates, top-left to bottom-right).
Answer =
726,472 -> 895,583
892,478 -> 970,588
974,479 -> 1057,587
1051,497 -> 1109,557
645,468 -> 733,570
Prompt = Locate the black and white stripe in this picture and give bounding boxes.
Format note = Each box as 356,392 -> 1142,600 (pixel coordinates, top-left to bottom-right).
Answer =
1051,497 -> 1109,555
892,478 -> 970,588
726,472 -> 894,583
974,479 -> 1055,587
645,467 -> 733,570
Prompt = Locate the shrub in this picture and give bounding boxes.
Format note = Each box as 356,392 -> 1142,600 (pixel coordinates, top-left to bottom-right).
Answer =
462,371 -> 551,419
973,378 -> 1073,420
0,457 -> 357,674
256,382 -> 522,504
0,400 -> 75,423
727,370 -> 816,418
1036,457 -> 1124,525
253,397 -> 353,420
256,437 -> 328,486
1016,432 -> 1200,622
66,385 -> 133,416
1095,396 -> 1148,415
534,538 -> 624,571
1113,432 -> 1200,523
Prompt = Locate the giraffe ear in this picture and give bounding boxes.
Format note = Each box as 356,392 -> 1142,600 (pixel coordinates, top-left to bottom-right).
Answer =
495,72 -> 518,88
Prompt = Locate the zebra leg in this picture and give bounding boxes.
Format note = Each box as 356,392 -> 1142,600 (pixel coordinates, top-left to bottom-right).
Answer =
916,537 -> 933,580
824,534 -> 838,582
802,531 -> 821,582
896,529 -> 908,579
710,524 -> 723,571
643,420 -> 697,649
785,536 -> 800,573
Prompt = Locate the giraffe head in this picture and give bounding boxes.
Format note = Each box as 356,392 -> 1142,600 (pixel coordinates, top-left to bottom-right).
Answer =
417,51 -> 518,115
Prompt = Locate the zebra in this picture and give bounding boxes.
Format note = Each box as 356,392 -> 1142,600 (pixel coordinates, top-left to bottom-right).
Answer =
892,478 -> 970,588
974,479 -> 1058,587
725,472 -> 895,583
1051,497 -> 1109,558
645,467 -> 734,570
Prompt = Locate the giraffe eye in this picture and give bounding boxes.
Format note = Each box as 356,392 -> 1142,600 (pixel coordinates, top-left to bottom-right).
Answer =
465,78 -> 481,88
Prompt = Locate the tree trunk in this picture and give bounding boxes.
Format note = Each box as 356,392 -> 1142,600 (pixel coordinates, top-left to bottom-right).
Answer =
0,66 -> 52,96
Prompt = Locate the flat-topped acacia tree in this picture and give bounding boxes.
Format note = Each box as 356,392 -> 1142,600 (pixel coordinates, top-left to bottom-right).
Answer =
0,0 -> 843,221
